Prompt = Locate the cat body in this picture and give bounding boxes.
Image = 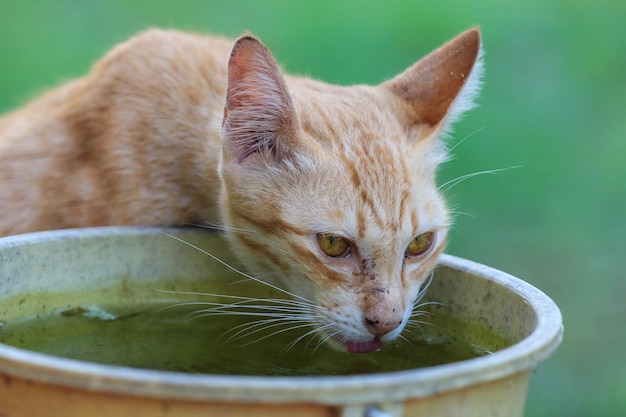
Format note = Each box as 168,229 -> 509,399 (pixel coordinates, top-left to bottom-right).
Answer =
0,31 -> 229,233
0,29 -> 483,352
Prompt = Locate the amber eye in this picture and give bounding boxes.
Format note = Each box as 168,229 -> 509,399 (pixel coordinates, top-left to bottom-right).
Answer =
317,233 -> 351,258
405,231 -> 435,258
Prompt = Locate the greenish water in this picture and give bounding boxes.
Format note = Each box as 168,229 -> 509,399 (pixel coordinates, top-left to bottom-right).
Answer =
0,297 -> 509,376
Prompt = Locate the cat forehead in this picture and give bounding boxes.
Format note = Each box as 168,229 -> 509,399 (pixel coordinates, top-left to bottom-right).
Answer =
289,81 -> 406,141
280,81 -> 444,233
286,82 -> 443,181
289,141 -> 444,242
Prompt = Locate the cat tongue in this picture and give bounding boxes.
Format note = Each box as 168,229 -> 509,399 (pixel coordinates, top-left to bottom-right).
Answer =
346,338 -> 385,354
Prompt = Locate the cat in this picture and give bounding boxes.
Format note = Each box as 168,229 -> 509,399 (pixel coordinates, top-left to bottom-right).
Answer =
0,28 -> 483,353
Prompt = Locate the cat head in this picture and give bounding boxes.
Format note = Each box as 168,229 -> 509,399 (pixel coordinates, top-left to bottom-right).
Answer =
219,29 -> 483,353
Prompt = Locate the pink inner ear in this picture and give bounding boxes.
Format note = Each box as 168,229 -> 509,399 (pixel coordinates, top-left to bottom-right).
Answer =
222,36 -> 297,164
226,38 -> 268,110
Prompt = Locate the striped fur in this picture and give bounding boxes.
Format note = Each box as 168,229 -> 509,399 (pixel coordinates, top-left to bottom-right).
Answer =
0,28 -> 483,351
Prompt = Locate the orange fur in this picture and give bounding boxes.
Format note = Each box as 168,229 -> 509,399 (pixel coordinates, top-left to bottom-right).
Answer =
0,30 -> 230,235
0,28 -> 483,352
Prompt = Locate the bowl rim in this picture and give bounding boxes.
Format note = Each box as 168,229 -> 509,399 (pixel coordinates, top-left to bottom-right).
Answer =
0,226 -> 563,404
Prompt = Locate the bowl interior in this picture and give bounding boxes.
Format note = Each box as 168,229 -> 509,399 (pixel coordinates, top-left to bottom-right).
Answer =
0,226 -> 562,403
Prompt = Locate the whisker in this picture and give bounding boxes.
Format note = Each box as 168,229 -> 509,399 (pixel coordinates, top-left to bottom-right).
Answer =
438,165 -> 521,193
155,283 -> 332,352
155,289 -> 316,308
282,323 -> 335,354
186,311 -> 309,323
151,236 -> 315,303
225,273 -> 276,288
414,301 -> 446,310
224,313 -> 319,332
312,328 -> 342,353
185,222 -> 256,235
409,310 -> 435,319
183,301 -> 322,320
406,319 -> 436,330
447,208 -> 476,220
414,271 -> 435,303
396,333 -> 418,351
448,125 -> 488,153
221,317 -> 306,344
401,271 -> 441,336
238,322 -> 317,347
401,326 -> 420,338
155,295 -> 317,321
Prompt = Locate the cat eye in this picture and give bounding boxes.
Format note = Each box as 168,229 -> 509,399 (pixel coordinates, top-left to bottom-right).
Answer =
317,233 -> 351,258
405,231 -> 435,258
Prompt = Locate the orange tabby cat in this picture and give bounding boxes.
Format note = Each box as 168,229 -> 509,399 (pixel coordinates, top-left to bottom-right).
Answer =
0,29 -> 483,352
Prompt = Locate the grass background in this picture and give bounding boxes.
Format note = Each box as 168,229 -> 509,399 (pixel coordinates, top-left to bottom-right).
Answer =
1,0 -> 624,415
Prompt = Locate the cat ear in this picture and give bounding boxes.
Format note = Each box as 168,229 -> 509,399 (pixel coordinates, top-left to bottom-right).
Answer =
222,35 -> 297,164
382,28 -> 484,133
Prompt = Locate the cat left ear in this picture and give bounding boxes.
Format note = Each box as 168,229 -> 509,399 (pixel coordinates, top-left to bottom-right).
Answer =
382,28 -> 484,133
222,35 -> 297,164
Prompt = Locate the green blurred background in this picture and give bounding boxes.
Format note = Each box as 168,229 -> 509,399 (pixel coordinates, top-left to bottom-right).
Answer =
1,0 -> 624,415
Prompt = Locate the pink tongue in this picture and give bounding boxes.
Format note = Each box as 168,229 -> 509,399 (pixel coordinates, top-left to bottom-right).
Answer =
346,338 -> 386,354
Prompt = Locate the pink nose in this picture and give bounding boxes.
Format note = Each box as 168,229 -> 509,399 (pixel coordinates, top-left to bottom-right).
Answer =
364,316 -> 402,337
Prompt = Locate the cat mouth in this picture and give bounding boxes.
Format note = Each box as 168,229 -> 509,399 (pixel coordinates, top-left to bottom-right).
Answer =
345,338 -> 386,354
325,332 -> 386,353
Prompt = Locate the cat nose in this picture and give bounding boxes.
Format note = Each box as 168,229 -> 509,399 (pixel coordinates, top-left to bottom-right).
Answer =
363,316 -> 402,337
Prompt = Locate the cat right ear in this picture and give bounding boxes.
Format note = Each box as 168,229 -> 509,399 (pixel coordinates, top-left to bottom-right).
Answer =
382,28 -> 484,135
222,35 -> 297,165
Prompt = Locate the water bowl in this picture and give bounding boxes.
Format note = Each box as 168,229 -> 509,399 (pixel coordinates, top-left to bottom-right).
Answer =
0,227 -> 562,417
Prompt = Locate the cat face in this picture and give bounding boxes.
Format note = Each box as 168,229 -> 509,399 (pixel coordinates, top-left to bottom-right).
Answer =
220,29 -> 482,352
